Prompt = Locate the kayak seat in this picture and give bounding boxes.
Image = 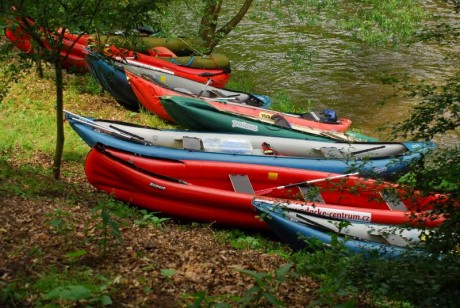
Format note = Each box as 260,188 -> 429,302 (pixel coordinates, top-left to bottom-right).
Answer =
206,89 -> 226,98
380,191 -> 407,211
182,136 -> 202,151
271,114 -> 291,128
229,174 -> 255,194
298,186 -> 325,204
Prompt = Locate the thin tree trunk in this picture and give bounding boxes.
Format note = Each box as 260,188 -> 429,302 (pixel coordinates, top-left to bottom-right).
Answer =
31,47 -> 44,78
210,0 -> 254,50
199,0 -> 254,53
199,0 -> 222,49
36,58 -> 44,78
53,60 -> 64,180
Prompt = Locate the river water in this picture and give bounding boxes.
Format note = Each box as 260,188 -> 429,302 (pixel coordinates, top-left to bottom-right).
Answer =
215,1 -> 460,147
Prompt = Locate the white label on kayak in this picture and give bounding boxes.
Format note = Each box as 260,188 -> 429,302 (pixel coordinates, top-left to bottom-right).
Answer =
283,203 -> 372,222
149,182 -> 166,190
231,120 -> 259,132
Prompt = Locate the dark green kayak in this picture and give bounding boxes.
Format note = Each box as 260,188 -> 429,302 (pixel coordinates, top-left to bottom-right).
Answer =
159,96 -> 377,142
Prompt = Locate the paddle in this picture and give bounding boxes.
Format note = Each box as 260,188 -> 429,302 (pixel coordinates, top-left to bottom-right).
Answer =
63,110 -> 154,146
255,172 -> 359,195
198,78 -> 213,97
350,145 -> 386,155
122,59 -> 174,75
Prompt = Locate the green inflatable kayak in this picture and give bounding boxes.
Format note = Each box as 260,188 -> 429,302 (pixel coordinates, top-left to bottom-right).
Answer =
159,96 -> 377,142
98,35 -> 230,69
99,35 -> 195,56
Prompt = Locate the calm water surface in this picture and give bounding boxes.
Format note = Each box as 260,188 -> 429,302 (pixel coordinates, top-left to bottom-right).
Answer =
215,1 -> 460,147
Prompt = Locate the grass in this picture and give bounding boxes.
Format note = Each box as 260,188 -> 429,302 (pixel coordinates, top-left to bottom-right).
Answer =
1,61 -> 459,307
0,68 -> 176,161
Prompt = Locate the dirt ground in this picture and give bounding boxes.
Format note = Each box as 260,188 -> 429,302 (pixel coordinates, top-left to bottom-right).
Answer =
0,155 -> 320,307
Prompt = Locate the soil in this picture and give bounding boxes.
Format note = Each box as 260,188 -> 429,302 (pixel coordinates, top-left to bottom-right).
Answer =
0,154 -> 320,307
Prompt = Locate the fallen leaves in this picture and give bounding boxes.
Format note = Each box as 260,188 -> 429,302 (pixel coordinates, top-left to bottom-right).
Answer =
0,164 -> 319,307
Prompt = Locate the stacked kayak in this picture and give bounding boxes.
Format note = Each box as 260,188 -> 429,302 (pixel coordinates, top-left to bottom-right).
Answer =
85,53 -> 141,111
5,18 -> 231,81
159,95 -> 376,142
5,19 -> 89,72
253,201 -> 424,258
126,69 -> 352,131
84,143 -> 448,257
124,68 -> 272,114
96,34 -> 197,56
84,52 -> 269,112
106,47 -> 231,88
126,71 -> 351,132
65,111 -> 434,179
8,16 -> 447,258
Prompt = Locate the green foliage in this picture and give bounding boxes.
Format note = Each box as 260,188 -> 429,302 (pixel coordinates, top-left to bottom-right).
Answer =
0,41 -> 33,103
393,75 -> 460,140
160,268 -> 176,278
259,0 -> 426,46
47,208 -> 73,235
295,245 -> 460,307
97,196 -> 142,219
397,148 -> 460,254
134,209 -> 170,228
67,73 -> 102,95
236,263 -> 293,307
390,73 -> 460,253
225,72 -> 260,94
46,208 -> 78,249
63,249 -> 88,264
86,200 -> 124,256
1,267 -> 113,307
0,153 -> 77,197
44,285 -> 92,301
0,281 -> 25,305
292,238 -> 364,306
337,0 -> 426,46
214,228 -> 291,257
37,270 -> 113,306
231,235 -> 262,250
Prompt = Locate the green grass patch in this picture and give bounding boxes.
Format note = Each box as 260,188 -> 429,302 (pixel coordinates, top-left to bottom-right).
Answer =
0,154 -> 70,198
0,67 -> 173,162
214,228 -> 291,258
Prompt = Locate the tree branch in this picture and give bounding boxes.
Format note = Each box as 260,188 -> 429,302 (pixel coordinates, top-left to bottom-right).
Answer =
211,0 -> 254,50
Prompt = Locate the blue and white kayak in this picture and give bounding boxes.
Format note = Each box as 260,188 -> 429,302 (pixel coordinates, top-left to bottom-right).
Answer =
65,111 -> 435,179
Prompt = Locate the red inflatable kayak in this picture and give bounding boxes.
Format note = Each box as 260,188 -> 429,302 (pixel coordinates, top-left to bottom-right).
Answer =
5,20 -> 89,72
5,19 -> 231,84
85,144 -> 448,229
125,69 -> 351,131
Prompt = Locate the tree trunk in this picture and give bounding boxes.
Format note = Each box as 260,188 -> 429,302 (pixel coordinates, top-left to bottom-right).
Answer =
36,58 -> 44,78
53,60 -> 64,180
199,0 -> 254,53
199,0 -> 222,49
